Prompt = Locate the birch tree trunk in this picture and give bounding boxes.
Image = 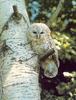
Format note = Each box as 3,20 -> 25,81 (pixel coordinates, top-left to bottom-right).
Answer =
0,0 -> 40,100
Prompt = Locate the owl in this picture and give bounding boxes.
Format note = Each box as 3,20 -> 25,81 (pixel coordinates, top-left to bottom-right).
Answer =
27,23 -> 59,78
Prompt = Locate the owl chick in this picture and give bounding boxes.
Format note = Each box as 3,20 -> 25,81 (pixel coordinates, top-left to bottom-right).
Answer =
27,23 -> 59,78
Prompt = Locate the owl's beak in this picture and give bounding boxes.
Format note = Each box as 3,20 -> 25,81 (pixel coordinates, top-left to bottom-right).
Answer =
36,34 -> 40,39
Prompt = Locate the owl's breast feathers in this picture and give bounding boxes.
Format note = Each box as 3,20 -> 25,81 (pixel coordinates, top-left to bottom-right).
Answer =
31,39 -> 50,55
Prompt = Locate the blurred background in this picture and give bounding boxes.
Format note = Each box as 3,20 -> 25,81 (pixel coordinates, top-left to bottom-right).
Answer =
25,0 -> 76,99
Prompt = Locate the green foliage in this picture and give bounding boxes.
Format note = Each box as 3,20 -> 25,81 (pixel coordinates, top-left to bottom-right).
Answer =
26,1 -> 76,99
27,0 -> 76,32
52,32 -> 76,61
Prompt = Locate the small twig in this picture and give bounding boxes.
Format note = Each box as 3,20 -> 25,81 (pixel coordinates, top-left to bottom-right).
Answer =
13,5 -> 19,17
0,5 -> 24,38
39,48 -> 55,61
12,5 -> 22,20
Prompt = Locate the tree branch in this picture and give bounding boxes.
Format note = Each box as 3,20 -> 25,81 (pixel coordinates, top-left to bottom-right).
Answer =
39,48 -> 55,61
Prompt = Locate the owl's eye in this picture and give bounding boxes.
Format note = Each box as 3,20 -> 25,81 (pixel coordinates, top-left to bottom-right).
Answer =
33,31 -> 37,34
40,32 -> 44,34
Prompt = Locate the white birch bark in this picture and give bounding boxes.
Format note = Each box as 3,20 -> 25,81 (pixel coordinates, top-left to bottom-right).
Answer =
0,0 -> 40,100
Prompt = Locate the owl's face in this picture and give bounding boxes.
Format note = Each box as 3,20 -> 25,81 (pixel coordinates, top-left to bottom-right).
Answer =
28,23 -> 51,41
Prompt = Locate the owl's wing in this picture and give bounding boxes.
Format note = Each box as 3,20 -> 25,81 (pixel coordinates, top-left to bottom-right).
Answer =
48,36 -> 59,68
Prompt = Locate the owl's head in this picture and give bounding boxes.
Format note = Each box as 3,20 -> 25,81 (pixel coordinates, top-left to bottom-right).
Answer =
27,23 -> 51,41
